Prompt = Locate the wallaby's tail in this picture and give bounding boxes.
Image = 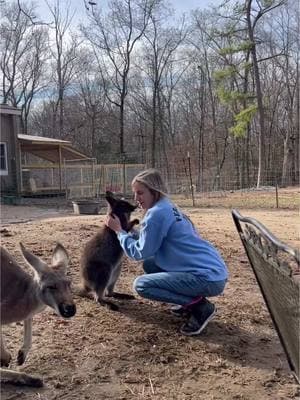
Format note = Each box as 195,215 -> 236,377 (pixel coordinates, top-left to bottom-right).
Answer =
0,368 -> 43,387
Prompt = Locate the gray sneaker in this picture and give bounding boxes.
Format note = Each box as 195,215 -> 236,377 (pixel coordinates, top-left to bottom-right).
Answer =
180,300 -> 216,336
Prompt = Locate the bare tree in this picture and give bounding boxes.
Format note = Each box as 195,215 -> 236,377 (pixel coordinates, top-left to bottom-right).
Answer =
140,9 -> 188,169
46,0 -> 78,139
272,3 -> 299,186
193,0 -> 286,188
0,1 -> 49,133
20,0 -> 298,193
74,47 -> 109,159
190,11 -> 232,191
245,0 -> 285,187
82,0 -> 158,162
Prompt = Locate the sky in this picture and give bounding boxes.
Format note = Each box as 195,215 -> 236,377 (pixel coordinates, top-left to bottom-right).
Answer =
35,0 -> 222,25
171,0 -> 220,13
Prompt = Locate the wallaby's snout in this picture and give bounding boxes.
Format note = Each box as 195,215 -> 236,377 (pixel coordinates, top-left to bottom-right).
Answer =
58,303 -> 76,318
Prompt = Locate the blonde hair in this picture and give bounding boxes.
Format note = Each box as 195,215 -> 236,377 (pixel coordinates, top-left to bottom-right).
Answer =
132,169 -> 168,202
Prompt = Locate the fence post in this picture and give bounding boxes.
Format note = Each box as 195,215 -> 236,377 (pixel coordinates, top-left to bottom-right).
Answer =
64,159 -> 68,200
275,181 -> 279,208
92,158 -> 95,197
122,153 -> 126,196
187,152 -> 195,207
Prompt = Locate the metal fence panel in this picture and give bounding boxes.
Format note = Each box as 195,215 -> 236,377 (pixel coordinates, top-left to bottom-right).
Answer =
232,209 -> 300,383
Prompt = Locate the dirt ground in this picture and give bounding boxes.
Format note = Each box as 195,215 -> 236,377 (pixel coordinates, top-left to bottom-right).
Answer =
0,202 -> 299,400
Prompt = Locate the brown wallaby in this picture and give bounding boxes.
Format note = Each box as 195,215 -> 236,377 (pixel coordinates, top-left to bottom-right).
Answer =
0,243 -> 76,387
79,191 -> 139,311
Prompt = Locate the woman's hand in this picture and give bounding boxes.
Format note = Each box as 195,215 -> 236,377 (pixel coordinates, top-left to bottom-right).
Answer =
105,214 -> 122,233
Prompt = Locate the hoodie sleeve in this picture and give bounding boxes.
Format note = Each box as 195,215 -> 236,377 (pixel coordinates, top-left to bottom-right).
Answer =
117,211 -> 169,261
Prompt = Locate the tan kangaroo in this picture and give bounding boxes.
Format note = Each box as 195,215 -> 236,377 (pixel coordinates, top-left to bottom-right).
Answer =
0,242 -> 76,387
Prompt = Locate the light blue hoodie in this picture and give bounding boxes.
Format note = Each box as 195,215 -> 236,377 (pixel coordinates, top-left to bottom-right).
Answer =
117,197 -> 228,281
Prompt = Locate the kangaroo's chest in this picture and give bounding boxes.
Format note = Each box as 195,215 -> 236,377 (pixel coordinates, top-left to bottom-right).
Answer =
0,297 -> 45,325
89,230 -> 124,264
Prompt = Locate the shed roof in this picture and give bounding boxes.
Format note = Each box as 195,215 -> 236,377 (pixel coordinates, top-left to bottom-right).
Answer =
0,104 -> 22,115
18,134 -> 91,163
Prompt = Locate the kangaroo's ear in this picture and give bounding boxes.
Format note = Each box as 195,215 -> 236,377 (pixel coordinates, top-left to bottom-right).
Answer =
51,243 -> 69,274
19,242 -> 49,277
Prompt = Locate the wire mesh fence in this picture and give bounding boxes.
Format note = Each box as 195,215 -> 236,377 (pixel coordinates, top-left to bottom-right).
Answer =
17,160 -> 147,202
1,154 -> 298,210
64,158 -> 97,199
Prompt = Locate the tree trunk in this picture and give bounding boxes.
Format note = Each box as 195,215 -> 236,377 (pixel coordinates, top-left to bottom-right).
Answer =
246,0 -> 266,188
151,83 -> 158,168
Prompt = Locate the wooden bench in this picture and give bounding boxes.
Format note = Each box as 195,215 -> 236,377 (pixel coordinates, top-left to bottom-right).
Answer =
232,209 -> 300,383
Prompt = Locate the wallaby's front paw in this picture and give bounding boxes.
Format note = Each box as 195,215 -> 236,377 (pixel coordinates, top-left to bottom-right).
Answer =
17,350 -> 26,365
1,352 -> 11,367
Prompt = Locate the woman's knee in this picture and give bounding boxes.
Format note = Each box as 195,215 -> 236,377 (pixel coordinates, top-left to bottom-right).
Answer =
206,279 -> 227,297
133,275 -> 152,296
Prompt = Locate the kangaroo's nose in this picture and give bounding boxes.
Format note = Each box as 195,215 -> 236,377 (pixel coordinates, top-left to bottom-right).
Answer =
59,303 -> 76,318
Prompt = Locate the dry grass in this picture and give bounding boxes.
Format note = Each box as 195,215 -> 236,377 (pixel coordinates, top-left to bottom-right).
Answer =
172,186 -> 299,210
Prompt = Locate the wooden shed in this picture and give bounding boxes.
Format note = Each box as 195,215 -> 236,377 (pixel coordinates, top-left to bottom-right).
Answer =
0,104 -> 90,198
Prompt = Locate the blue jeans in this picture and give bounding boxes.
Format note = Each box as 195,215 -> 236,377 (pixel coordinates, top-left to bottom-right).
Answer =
133,258 -> 227,306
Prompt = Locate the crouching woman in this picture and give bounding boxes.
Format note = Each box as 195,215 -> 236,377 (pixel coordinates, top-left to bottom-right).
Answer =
105,169 -> 228,336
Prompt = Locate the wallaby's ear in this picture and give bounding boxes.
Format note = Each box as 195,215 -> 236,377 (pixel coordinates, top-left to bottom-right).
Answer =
51,243 -> 69,274
105,192 -> 117,208
19,242 -> 49,277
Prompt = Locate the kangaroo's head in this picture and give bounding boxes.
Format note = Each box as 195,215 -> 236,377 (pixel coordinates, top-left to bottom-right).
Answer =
19,242 -> 76,319
105,191 -> 138,231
